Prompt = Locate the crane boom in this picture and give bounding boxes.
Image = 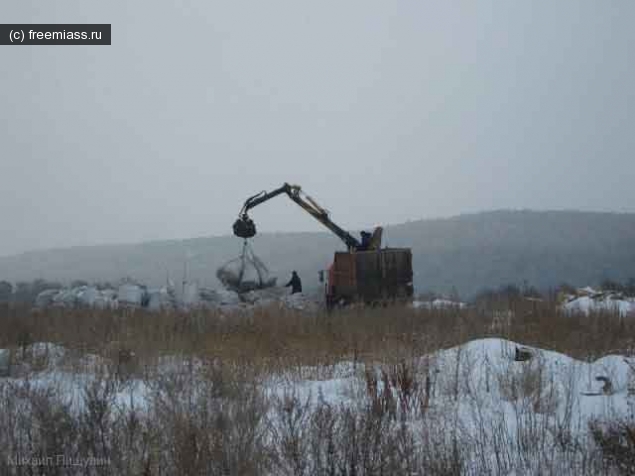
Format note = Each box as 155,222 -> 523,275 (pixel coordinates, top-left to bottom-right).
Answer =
230,183 -> 409,307
233,183 -> 363,250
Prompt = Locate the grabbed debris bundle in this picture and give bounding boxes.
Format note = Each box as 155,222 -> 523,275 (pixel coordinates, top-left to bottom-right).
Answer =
216,240 -> 277,293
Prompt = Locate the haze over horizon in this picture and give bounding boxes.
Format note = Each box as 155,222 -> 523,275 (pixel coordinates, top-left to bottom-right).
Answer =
1,207 -> 633,259
2,1 -> 634,257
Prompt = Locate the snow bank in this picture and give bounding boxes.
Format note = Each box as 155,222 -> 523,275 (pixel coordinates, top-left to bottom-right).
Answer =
264,336 -> 635,448
2,336 -> 635,475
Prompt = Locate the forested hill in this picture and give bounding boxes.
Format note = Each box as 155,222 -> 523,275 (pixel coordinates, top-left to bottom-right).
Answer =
1,210 -> 634,299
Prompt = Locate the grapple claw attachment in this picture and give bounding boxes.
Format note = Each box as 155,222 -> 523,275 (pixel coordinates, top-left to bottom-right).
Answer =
233,215 -> 257,239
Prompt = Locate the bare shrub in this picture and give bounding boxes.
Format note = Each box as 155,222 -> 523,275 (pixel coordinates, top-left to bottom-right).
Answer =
498,361 -> 541,402
590,419 -> 635,475
269,391 -> 313,475
149,359 -> 269,475
79,374 -> 117,472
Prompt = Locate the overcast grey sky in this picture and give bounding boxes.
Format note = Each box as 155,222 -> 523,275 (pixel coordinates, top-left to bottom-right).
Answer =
1,1 -> 633,257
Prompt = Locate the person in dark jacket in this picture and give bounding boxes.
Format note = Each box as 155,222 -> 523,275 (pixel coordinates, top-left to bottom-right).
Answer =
285,271 -> 302,294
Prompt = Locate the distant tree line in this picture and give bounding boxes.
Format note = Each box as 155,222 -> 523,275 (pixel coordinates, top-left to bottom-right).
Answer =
0,279 -> 62,304
0,281 -> 11,302
417,277 -> 635,307
482,278 -> 635,302
598,278 -> 635,295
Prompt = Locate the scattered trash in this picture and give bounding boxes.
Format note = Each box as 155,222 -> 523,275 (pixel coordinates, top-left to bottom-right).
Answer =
52,288 -> 80,307
118,283 -> 147,307
76,286 -> 115,309
561,287 -> 635,317
147,287 -> 177,311
280,292 -> 318,312
581,375 -> 617,397
241,287 -> 287,305
183,282 -> 201,307
514,347 -> 533,362
596,376 -> 614,395
35,289 -> 60,308
204,288 -> 241,306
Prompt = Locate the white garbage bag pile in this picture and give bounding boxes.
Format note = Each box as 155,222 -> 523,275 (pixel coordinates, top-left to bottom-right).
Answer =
34,283 -> 140,310
118,283 -> 147,307
241,286 -> 287,305
36,286 -> 119,309
35,289 -> 60,308
52,289 -> 80,307
182,282 -> 200,307
147,286 -> 177,311
29,269 -> 321,312
76,287 -> 101,307
216,241 -> 277,293
199,287 -> 241,306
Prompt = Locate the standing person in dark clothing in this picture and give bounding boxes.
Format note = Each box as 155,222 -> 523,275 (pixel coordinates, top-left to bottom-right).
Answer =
285,271 -> 302,294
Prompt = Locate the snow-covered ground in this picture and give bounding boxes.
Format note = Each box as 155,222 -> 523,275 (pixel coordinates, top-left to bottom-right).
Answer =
264,338 -> 635,474
0,338 -> 635,474
2,338 -> 633,447
270,337 -> 634,428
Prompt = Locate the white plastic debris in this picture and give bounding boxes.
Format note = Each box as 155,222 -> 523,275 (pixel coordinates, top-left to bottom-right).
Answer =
562,294 -> 635,317
118,283 -> 145,307
183,282 -> 201,307
241,287 -> 287,305
35,289 -> 61,308
76,286 -> 101,307
199,287 -> 241,306
52,289 -> 79,307
148,287 -> 176,311
279,293 -> 319,312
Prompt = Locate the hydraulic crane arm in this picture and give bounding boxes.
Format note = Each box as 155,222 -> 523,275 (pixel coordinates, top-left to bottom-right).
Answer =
233,183 -> 363,251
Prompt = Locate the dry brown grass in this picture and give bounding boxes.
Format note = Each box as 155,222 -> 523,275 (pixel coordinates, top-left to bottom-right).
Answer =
1,299 -> 634,375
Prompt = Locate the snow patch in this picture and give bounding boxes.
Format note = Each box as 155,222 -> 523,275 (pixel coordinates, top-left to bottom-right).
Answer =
412,299 -> 467,310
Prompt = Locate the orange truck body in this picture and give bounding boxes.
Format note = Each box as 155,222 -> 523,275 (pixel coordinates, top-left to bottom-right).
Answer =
326,248 -> 413,306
